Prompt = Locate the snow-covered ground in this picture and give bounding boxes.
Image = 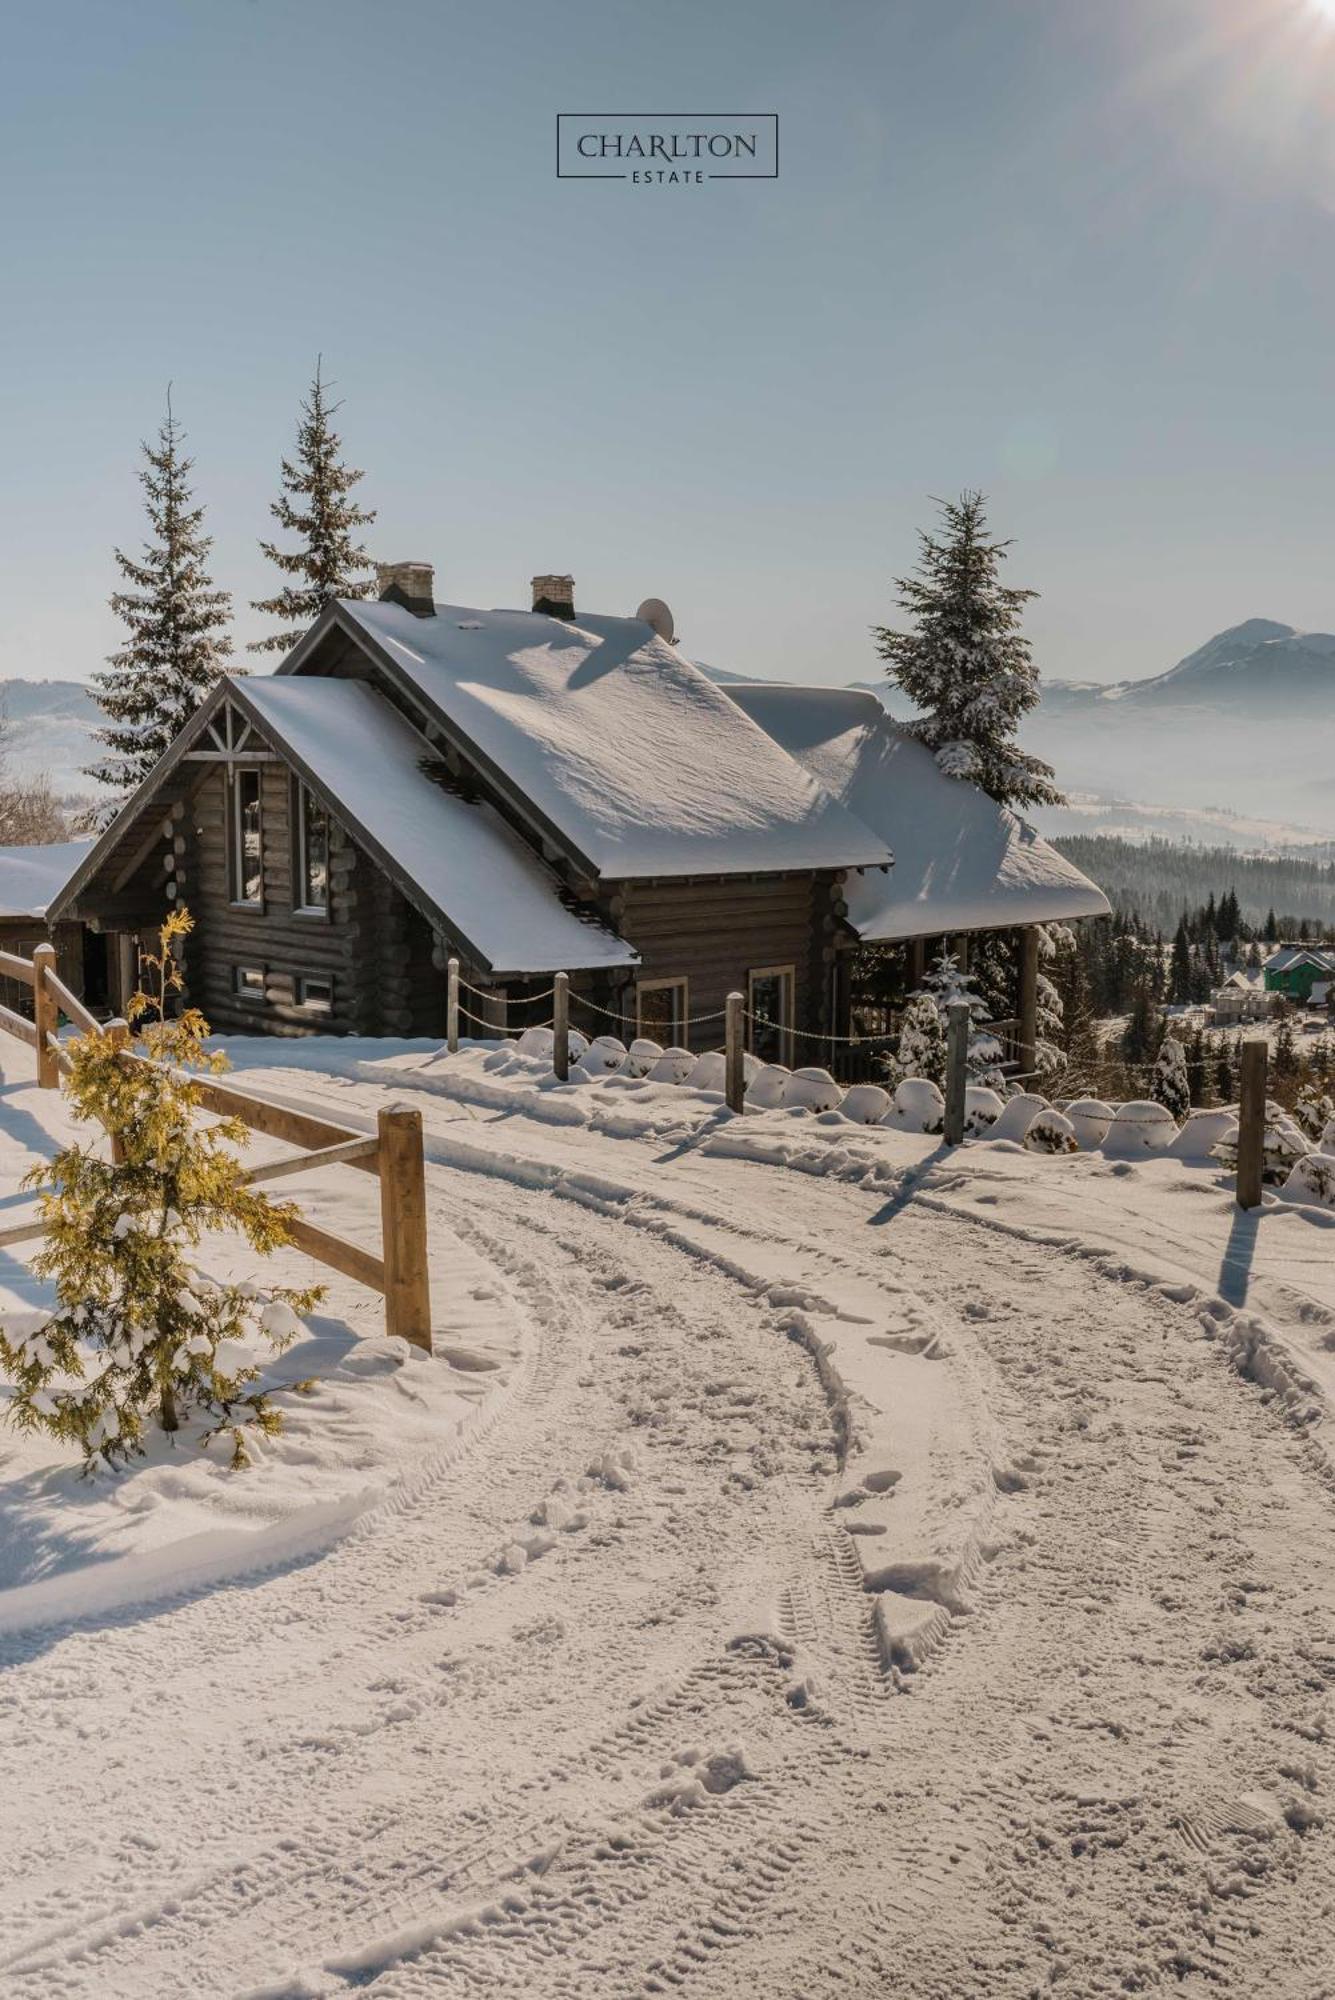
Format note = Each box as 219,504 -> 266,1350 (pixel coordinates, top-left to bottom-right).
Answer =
3,1034 -> 1335,1996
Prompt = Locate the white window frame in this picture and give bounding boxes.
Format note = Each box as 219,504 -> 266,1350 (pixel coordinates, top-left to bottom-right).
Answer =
234,965 -> 266,1007
294,781 -> 330,917
636,977 -> 688,1046
230,767 -> 264,909
747,964 -> 795,1066
297,975 -> 334,1016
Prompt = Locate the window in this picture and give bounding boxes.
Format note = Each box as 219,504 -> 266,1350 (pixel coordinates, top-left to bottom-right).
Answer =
636,978 -> 687,1045
295,782 -> 329,915
748,965 -> 795,1065
230,769 -> 263,906
298,976 -> 333,1016
234,965 -> 265,1006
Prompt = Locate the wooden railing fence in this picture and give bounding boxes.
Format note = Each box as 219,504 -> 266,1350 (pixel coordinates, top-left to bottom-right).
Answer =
0,944 -> 432,1352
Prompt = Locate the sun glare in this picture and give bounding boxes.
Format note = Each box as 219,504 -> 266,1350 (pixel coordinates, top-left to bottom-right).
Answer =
1311,0 -> 1335,21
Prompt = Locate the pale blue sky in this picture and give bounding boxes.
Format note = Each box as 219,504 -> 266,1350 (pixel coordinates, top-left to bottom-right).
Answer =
4,0 -> 1335,688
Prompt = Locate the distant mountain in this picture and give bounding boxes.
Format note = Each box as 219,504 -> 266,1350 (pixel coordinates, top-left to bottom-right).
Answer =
0,679 -> 100,797
1041,620 -> 1335,716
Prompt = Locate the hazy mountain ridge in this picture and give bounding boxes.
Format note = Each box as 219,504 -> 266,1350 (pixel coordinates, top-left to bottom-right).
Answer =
1041,619 -> 1335,716
0,678 -> 100,798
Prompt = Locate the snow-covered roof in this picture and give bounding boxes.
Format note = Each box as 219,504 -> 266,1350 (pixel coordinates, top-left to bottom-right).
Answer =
284,600 -> 893,881
723,685 -> 1110,939
1264,946 -> 1335,973
235,678 -> 638,975
0,838 -> 94,919
1312,981 -> 1331,1005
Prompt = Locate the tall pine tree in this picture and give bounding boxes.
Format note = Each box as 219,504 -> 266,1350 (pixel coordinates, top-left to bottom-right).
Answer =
88,395 -> 233,818
874,491 -> 1061,810
249,359 -> 376,653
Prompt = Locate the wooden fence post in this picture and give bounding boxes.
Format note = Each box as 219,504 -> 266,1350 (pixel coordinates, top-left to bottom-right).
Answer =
446,957 -> 459,1054
32,942 -> 58,1089
1236,1038 -> 1268,1211
944,999 -> 970,1146
725,991 -> 745,1113
105,1019 -> 130,1163
553,972 -> 569,1081
378,1103 -> 431,1353
1017,925 -> 1040,1082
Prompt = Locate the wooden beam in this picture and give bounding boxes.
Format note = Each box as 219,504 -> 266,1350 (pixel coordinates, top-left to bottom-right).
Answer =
1017,926 -> 1040,1080
32,945 -> 59,1088
0,1216 -> 45,1249
241,1136 -> 380,1186
118,1054 -> 378,1162
0,950 -> 35,987
0,1004 -> 37,1049
181,750 -> 280,763
44,970 -> 101,1038
284,1213 -> 386,1293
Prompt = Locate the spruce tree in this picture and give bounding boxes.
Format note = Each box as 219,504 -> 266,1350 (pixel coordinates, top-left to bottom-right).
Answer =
874,491 -> 1061,810
250,358 -> 377,654
88,395 -> 233,819
1151,1035 -> 1190,1122
0,912 -> 322,1471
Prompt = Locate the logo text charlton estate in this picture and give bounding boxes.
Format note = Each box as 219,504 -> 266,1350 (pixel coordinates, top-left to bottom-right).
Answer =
557,114 -> 778,184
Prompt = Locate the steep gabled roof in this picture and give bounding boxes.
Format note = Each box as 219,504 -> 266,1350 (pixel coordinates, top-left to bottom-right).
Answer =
1264,945 -> 1335,973
723,684 -> 1110,939
280,599 -> 894,881
48,677 -> 637,977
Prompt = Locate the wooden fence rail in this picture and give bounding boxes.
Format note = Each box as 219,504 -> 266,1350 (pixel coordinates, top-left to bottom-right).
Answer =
0,945 -> 432,1352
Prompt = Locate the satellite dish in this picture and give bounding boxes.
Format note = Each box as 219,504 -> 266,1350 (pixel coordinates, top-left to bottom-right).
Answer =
636,597 -> 676,643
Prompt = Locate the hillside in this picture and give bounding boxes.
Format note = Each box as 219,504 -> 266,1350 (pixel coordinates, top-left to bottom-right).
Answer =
1054,832 -> 1335,934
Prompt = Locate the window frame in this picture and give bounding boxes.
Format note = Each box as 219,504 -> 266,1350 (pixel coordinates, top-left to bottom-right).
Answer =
293,779 -> 330,919
747,963 -> 796,1067
233,964 -> 266,1007
297,975 -> 334,1017
229,766 -> 265,910
635,977 -> 688,1046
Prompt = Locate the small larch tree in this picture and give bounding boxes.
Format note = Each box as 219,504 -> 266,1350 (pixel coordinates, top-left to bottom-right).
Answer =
249,358 -> 377,654
0,911 -> 321,1473
874,490 -> 1062,810
88,394 -> 234,823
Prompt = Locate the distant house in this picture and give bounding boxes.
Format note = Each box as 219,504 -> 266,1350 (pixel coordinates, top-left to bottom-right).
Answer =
47,566 -> 1108,1062
0,837 -> 97,1016
1211,970 -> 1274,1025
1263,945 -> 1335,1005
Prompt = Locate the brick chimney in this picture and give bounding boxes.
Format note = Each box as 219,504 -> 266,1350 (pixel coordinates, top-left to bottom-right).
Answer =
531,573 -> 575,620
375,561 -> 435,617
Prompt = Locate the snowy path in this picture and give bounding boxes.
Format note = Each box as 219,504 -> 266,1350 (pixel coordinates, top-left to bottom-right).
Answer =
3,1058 -> 1335,1996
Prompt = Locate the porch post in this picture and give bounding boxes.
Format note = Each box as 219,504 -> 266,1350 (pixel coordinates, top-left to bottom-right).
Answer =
1018,925 -> 1040,1081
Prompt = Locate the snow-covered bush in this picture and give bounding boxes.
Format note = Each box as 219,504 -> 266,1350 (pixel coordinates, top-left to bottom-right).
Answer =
1023,1108 -> 1079,1155
840,1083 -> 892,1125
516,1025 -> 553,1058
1064,1098 -> 1114,1151
1151,1038 -> 1190,1123
1102,1100 -> 1177,1157
1322,1117 -> 1335,1156
963,1085 -> 1004,1137
1212,1102 -> 1308,1184
919,952 -> 1006,1091
782,1067 -> 842,1113
688,1050 -> 726,1092
0,912 -> 320,1473
988,1092 -> 1047,1144
887,1077 -> 944,1134
623,1037 -> 662,1078
1284,1152 -> 1335,1209
745,1063 -> 791,1110
646,1046 -> 695,1086
1295,1084 -> 1335,1144
1168,1108 -> 1238,1163
579,1035 -> 627,1077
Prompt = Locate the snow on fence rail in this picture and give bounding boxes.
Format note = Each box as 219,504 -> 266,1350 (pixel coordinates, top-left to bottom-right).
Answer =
0,945 -> 433,1352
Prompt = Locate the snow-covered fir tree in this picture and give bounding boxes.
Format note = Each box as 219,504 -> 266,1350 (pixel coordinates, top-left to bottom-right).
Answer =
0,912 -> 321,1472
919,950 -> 1007,1089
893,991 -> 946,1088
1151,1035 -> 1190,1122
249,358 -> 376,653
873,490 -> 1061,810
88,396 -> 233,820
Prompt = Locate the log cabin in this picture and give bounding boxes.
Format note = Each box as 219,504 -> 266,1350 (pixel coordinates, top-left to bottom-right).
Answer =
46,565 -> 1108,1067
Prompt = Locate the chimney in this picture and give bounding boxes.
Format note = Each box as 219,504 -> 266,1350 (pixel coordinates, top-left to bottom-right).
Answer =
376,561 -> 435,617
531,573 -> 575,621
